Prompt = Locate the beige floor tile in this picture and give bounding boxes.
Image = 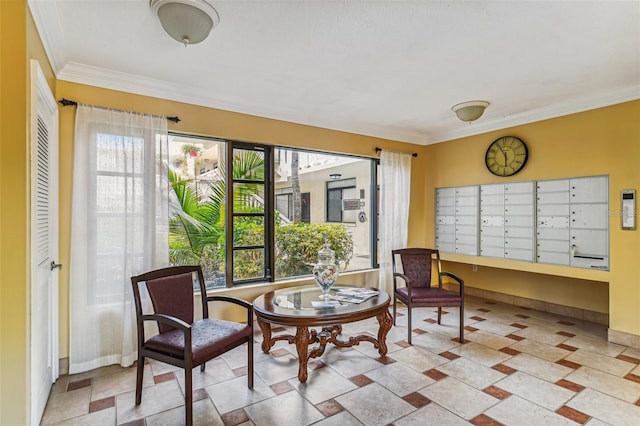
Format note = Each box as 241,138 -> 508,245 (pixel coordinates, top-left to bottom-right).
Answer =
41,387 -> 92,424
319,347 -> 383,378
244,391 -> 324,426
503,353 -> 573,383
50,375 -> 69,395
565,348 -> 636,377
495,371 -> 575,410
254,352 -> 300,385
309,410 -> 363,426
437,356 -> 506,389
419,376 -> 499,420
206,374 -> 275,414
485,394 -> 577,426
390,346 -> 449,372
513,325 -> 570,346
566,366 -> 640,403
422,321 -> 463,339
449,341 -> 512,367
393,402 -> 469,426
465,329 -> 518,350
567,388 -> 640,426
410,330 -> 462,354
363,361 -> 435,396
174,359 -> 237,393
51,406 -> 116,426
91,364 -> 154,401
145,398 -> 224,426
471,319 -> 521,336
116,379 -> 185,424
220,341 -> 271,370
620,346 -> 640,360
474,310 -> 522,325
583,419 -> 613,426
508,338 -> 571,362
288,364 -> 358,404
564,334 -> 626,357
148,358 -> 182,376
336,382 -> 415,426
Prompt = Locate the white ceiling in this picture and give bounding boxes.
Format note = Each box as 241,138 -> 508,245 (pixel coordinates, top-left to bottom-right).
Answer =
29,0 -> 640,145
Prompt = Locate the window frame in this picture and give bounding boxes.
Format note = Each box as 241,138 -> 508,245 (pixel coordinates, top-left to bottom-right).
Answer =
168,134 -> 380,288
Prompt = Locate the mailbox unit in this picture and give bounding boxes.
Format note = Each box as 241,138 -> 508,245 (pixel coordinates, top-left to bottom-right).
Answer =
480,182 -> 535,261
437,175 -> 609,270
435,186 -> 479,255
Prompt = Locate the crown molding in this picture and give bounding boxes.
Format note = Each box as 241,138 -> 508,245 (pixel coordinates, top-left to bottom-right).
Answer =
28,0 -> 64,75
426,86 -> 640,145
58,62 -> 640,146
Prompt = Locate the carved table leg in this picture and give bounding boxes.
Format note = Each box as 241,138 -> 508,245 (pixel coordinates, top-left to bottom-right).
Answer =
295,326 -> 311,382
376,308 -> 393,356
256,317 -> 272,353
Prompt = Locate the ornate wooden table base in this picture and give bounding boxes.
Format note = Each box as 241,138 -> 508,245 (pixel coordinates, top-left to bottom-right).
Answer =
257,307 -> 393,382
253,286 -> 393,383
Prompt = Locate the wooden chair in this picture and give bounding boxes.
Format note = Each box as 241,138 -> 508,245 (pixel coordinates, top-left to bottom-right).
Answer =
131,265 -> 253,425
392,248 -> 464,344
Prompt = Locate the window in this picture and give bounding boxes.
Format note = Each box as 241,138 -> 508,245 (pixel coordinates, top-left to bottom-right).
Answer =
326,178 -> 357,223
276,191 -> 310,223
228,143 -> 272,284
168,134 -> 378,288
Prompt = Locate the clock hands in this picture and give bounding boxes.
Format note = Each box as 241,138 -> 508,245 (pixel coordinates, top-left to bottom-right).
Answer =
497,144 -> 508,166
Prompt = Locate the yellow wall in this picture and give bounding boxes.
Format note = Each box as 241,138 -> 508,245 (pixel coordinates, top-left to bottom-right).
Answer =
0,2 -> 28,423
423,101 -> 640,335
1,1 -> 56,423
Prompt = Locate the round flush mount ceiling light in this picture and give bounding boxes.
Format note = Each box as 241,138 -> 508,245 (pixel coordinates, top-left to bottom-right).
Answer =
451,100 -> 490,122
150,0 -> 220,46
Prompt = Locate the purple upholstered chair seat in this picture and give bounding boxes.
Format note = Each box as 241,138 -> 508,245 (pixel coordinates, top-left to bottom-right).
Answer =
395,287 -> 462,304
144,318 -> 252,364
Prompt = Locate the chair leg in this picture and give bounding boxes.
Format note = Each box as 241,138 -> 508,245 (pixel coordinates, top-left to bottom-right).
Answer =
201,362 -> 206,372
459,302 -> 464,343
407,306 -> 412,345
135,356 -> 144,405
185,367 -> 193,426
437,307 -> 442,324
248,340 -> 254,389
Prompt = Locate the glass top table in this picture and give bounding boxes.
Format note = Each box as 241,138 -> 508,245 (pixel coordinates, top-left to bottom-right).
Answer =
253,285 -> 392,382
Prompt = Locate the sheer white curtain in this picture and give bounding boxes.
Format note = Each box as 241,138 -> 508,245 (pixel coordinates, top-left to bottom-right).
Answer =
69,105 -> 169,374
378,150 -> 412,294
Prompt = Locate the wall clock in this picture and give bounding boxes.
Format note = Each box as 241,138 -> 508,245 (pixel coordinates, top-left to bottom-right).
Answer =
485,136 -> 528,177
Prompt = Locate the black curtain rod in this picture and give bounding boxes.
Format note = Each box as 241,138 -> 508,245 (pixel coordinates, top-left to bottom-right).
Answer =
58,98 -> 181,124
375,147 -> 418,158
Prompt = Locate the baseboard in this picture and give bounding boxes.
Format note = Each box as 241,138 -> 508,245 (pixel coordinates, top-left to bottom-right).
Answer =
59,357 -> 69,376
460,285 -> 609,326
608,328 -> 640,350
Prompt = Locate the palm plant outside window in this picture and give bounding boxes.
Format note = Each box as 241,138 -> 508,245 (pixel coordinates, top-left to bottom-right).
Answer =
168,134 -> 377,289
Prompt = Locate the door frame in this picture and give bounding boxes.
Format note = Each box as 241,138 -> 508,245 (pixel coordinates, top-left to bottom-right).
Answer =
29,59 -> 59,424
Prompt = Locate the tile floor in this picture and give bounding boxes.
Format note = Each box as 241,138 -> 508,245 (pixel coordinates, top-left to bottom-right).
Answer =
41,296 -> 640,425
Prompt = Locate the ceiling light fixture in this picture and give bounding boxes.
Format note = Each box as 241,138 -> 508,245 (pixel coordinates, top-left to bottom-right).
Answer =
451,100 -> 489,122
150,0 -> 220,47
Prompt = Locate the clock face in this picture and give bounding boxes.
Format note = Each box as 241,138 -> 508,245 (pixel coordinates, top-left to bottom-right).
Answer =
485,136 -> 528,177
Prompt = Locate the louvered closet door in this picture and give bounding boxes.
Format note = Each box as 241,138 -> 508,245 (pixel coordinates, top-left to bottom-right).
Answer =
30,60 -> 59,425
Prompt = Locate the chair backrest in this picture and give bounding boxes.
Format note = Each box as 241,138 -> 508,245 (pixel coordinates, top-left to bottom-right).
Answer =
131,265 -> 208,334
392,248 -> 441,288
